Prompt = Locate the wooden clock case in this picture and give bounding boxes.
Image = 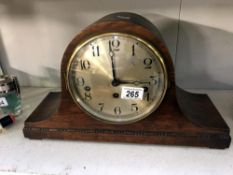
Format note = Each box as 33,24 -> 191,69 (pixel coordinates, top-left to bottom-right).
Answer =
23,12 -> 231,149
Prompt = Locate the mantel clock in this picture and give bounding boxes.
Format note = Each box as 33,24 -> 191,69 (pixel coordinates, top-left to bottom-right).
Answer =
23,12 -> 231,149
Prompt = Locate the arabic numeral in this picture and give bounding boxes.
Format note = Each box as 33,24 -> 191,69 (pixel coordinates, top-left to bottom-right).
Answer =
92,45 -> 100,57
144,58 -> 152,69
114,106 -> 121,115
78,60 -> 90,70
132,44 -> 135,56
131,103 -> 138,112
76,77 -> 85,86
98,103 -> 104,111
109,39 -> 120,52
84,92 -> 92,100
150,75 -> 160,85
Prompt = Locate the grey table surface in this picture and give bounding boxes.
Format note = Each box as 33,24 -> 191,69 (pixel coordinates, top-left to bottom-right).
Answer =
0,87 -> 232,175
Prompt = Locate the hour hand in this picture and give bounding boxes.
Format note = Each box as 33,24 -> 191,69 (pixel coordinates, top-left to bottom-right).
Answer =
118,80 -> 150,85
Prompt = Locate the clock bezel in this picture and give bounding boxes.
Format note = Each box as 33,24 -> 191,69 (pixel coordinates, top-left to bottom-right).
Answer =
66,32 -> 168,124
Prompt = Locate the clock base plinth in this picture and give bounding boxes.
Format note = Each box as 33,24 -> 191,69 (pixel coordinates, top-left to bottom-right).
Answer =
23,90 -> 231,149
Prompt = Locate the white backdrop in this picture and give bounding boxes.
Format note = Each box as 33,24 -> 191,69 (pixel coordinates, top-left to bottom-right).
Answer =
0,0 -> 232,89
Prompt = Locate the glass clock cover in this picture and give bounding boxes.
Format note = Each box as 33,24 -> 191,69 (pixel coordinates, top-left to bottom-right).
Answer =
67,33 -> 168,124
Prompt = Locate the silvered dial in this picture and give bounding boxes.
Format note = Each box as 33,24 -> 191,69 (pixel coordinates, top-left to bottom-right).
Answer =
67,33 -> 168,124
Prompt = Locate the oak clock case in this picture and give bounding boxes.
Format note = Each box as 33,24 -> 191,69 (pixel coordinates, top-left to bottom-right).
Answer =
23,12 -> 231,149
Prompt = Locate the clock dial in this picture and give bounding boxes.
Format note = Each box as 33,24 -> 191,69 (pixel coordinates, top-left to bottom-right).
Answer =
67,33 -> 168,124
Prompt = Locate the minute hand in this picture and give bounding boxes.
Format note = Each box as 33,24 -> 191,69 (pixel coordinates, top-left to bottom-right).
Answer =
109,51 -> 117,81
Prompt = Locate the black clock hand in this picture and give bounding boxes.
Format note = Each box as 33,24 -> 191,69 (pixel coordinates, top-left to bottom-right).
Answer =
109,51 -> 117,81
109,41 -> 120,86
118,80 -> 150,85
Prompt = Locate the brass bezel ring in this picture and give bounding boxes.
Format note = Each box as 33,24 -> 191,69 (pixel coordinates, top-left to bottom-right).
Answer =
66,32 -> 168,124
